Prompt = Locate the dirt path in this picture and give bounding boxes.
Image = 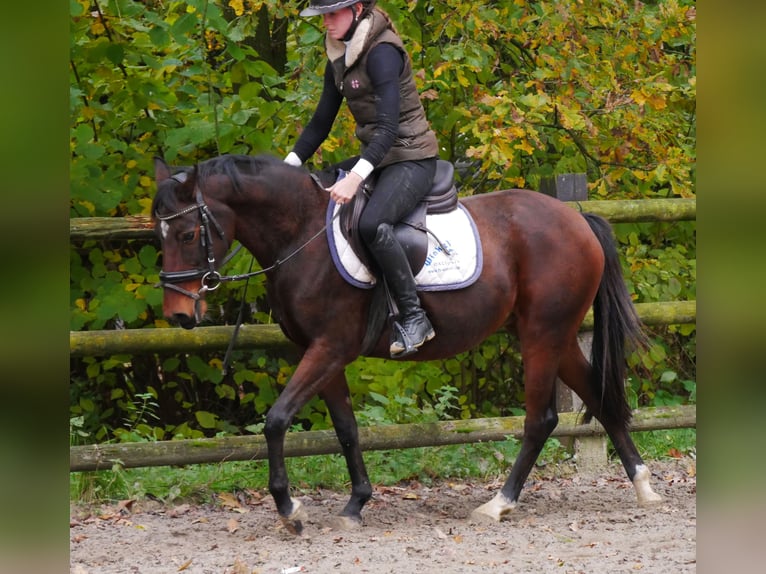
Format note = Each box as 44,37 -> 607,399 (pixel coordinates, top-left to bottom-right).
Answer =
70,459 -> 696,573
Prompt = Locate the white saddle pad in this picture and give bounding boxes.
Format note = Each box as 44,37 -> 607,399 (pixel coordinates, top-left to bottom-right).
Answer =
325,201 -> 483,291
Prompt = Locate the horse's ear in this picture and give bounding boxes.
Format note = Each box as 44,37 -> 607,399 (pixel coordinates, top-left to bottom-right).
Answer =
175,166 -> 198,202
154,156 -> 171,183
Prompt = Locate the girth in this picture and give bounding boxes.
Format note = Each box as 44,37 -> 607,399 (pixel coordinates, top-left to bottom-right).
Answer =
338,159 -> 458,275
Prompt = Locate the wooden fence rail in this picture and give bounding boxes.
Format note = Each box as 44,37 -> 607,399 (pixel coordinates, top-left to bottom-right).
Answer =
70,404 -> 695,472
69,198 -> 696,241
70,301 -> 695,357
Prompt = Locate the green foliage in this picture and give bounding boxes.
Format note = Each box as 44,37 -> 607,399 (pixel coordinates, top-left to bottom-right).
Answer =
627,428 -> 696,461
70,1 -> 696,445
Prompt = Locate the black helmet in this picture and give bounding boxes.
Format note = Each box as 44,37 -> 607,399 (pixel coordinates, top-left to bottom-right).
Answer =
299,0 -> 372,17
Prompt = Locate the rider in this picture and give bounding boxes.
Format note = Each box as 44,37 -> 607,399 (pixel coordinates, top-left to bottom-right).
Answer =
284,0 -> 440,358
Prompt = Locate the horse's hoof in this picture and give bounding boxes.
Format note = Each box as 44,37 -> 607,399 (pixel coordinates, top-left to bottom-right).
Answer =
633,464 -> 663,507
636,490 -> 663,507
470,493 -> 516,523
280,498 -> 308,535
328,514 -> 363,531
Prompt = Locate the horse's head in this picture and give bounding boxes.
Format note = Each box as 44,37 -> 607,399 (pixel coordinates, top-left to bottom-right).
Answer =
152,157 -> 234,329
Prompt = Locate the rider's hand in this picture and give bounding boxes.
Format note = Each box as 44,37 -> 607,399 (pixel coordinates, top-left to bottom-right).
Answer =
328,171 -> 363,205
283,152 -> 302,166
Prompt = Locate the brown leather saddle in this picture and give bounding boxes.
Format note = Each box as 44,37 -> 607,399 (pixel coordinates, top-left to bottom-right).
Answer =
329,159 -> 458,275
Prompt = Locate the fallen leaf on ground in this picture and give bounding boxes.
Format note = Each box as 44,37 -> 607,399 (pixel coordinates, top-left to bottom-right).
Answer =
117,499 -> 135,513
168,504 -> 191,517
667,448 -> 683,459
229,558 -> 250,573
217,492 -> 245,511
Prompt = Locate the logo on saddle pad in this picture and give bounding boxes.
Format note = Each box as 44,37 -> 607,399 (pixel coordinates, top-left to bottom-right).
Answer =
325,201 -> 483,291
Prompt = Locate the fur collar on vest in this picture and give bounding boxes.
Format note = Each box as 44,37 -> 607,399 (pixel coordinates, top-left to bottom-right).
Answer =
325,10 -> 381,68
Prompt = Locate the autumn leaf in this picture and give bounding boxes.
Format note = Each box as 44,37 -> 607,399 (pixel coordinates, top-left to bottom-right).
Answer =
217,492 -> 242,509
667,448 -> 683,459
227,518 -> 239,534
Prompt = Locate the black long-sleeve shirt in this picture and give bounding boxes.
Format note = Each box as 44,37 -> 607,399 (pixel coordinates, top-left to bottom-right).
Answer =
292,42 -> 404,171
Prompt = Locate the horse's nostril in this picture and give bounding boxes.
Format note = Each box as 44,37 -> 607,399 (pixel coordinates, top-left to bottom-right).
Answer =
171,313 -> 197,330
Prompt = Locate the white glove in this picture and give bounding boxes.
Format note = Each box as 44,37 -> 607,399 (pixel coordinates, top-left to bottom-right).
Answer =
284,152 -> 302,166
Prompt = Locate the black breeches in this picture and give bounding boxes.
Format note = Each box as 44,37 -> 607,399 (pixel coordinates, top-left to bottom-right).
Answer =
358,158 -> 437,246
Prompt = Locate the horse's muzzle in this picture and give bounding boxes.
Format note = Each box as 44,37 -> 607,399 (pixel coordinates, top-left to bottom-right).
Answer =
171,312 -> 198,330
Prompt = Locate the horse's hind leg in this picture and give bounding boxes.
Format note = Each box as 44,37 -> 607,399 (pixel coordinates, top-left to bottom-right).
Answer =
472,343 -> 561,522
319,373 -> 373,529
557,339 -> 662,505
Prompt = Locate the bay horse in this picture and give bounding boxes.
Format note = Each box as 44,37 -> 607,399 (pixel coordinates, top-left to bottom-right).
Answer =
152,153 -> 661,532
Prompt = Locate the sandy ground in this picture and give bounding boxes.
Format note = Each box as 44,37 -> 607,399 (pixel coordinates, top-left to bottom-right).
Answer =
70,458 -> 696,574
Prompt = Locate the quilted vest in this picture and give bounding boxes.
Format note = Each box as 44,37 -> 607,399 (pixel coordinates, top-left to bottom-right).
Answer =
325,9 -> 439,167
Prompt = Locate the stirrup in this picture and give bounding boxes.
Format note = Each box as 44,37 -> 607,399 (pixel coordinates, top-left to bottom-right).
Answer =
389,319 -> 435,358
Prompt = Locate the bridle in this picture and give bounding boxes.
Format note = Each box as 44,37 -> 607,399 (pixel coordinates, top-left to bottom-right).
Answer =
155,174 -> 230,307
155,172 -> 337,319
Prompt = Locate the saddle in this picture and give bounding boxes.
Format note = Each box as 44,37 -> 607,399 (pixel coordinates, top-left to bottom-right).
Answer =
333,160 -> 458,275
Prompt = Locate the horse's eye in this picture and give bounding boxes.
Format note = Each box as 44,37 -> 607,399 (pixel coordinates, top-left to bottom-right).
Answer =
181,231 -> 196,244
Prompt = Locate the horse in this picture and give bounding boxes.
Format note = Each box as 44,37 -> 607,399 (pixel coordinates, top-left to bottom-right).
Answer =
151,153 -> 662,532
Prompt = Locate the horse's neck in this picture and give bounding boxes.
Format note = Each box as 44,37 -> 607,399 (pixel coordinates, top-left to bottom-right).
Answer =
234,171 -> 327,266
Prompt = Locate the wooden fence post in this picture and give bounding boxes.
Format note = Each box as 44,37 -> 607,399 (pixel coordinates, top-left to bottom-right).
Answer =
541,174 -> 607,472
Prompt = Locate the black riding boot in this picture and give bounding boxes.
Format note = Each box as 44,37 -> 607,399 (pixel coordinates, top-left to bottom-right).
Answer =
369,223 -> 435,357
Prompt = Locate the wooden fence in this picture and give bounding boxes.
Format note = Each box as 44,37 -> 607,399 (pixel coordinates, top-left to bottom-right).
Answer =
71,405 -> 695,472
69,198 -> 696,472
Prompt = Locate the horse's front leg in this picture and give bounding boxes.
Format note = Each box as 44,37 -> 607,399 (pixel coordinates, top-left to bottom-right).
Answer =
263,347 -> 347,534
320,373 -> 372,529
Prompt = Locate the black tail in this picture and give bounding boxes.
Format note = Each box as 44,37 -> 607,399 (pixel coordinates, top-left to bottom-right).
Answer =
583,213 -> 648,428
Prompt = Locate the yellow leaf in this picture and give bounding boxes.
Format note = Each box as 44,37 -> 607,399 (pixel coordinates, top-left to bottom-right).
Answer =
209,357 -> 223,370
507,125 -> 526,139
631,89 -> 647,106
229,0 -> 245,17
139,175 -> 152,188
126,159 -> 137,169
217,492 -> 242,509
137,197 -> 154,215
514,140 -> 534,155
646,94 -> 667,110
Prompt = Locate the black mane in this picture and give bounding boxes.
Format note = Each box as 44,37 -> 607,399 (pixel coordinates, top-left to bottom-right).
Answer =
152,153 -> 305,218
196,153 -> 286,193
